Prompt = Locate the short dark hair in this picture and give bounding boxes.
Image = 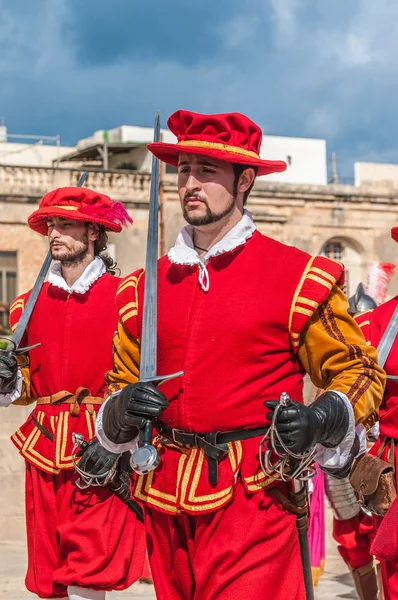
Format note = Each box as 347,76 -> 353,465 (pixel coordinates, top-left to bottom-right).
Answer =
232,164 -> 258,205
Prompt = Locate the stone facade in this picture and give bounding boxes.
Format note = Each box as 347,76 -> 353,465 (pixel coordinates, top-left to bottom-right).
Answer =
1,163 -> 398,543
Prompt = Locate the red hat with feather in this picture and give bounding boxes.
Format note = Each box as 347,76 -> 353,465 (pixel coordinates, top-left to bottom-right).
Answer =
28,187 -> 132,235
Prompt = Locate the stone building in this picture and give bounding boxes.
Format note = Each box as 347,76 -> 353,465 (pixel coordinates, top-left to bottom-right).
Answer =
1,155 -> 398,545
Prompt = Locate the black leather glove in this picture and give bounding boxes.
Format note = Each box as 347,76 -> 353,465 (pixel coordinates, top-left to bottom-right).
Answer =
102,382 -> 168,445
264,391 -> 349,455
76,437 -> 120,477
0,352 -> 18,395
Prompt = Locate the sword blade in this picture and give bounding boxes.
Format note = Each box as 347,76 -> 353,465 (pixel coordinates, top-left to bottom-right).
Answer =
140,112 -> 161,380
9,172 -> 88,350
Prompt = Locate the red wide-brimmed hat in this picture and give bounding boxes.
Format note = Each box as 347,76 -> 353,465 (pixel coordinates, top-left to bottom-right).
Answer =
148,110 -> 287,176
28,187 -> 132,235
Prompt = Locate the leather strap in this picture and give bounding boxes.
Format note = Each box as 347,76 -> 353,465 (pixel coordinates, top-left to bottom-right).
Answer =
268,486 -> 308,516
158,422 -> 268,446
35,388 -> 104,416
32,414 -> 54,442
158,422 -> 268,485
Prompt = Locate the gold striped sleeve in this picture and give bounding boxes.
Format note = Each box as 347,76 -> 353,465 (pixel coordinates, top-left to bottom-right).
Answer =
297,284 -> 385,430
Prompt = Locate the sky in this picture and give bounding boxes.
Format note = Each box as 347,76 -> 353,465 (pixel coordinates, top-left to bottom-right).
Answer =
1,0 -> 398,180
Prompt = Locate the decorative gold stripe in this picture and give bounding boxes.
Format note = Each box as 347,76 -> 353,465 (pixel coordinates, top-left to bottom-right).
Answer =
14,428 -> 26,442
294,306 -> 314,317
12,433 -> 23,448
245,476 -> 279,492
296,296 -> 319,309
10,300 -> 24,314
180,450 -> 234,511
121,309 -> 138,322
117,276 -> 139,296
11,323 -> 18,332
358,320 -> 370,328
188,451 -> 233,504
357,309 -> 373,317
311,266 -> 336,284
53,205 -> 78,211
366,340 -> 371,346
86,410 -> 93,440
177,139 -> 260,160
289,256 -> 315,336
291,332 -> 300,339
306,273 -> 334,291
120,301 -> 138,316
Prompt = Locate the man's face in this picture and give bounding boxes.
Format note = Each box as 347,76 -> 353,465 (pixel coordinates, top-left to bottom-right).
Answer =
47,217 -> 91,263
177,153 -> 238,226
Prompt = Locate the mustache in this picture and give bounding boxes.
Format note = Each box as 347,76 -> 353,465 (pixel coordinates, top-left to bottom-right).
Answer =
183,192 -> 207,204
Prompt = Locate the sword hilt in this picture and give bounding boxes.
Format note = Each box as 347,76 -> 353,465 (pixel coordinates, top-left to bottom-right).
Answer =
130,369 -> 183,475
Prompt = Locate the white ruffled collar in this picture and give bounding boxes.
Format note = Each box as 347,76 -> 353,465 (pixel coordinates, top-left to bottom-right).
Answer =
48,256 -> 106,294
168,210 -> 256,291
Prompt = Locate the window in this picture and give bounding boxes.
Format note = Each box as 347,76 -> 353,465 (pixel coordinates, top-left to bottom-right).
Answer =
0,251 -> 17,331
323,241 -> 343,261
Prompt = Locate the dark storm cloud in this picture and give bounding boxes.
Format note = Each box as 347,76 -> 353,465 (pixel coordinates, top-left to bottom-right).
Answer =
62,0 -> 251,67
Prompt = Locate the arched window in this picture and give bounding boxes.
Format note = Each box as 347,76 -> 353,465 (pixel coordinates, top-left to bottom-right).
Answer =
320,237 -> 364,297
323,241 -> 343,261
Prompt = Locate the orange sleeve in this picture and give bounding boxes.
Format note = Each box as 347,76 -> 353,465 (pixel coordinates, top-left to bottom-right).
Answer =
298,285 -> 385,430
105,322 -> 140,397
8,295 -> 32,405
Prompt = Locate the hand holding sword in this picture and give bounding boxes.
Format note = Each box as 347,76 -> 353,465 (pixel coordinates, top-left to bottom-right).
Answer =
262,392 -> 315,600
97,113 -> 183,475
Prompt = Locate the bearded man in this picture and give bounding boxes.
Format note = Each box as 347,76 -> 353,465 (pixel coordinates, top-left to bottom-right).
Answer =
97,110 -> 385,600
0,187 -> 145,600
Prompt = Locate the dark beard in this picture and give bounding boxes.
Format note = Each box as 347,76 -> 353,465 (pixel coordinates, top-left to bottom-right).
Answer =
50,233 -> 89,266
183,195 -> 236,226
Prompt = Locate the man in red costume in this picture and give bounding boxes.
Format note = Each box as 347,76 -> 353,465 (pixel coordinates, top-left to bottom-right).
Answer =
354,241 -> 398,600
0,187 -> 145,599
97,110 -> 385,600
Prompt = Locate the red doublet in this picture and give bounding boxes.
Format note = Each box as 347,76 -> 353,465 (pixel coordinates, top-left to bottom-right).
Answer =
355,299 -> 398,599
11,273 -> 121,471
9,272 -> 145,598
117,230 -> 344,514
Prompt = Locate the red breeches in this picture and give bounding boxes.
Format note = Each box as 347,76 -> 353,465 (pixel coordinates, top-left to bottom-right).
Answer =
333,514 -> 374,569
373,514 -> 398,600
145,481 -> 306,600
25,462 -> 145,598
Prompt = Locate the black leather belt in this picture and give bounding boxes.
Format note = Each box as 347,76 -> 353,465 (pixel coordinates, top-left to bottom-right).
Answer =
158,422 -> 267,486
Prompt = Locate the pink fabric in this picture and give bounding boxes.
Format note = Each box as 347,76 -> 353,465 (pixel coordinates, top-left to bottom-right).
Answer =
308,468 -> 325,583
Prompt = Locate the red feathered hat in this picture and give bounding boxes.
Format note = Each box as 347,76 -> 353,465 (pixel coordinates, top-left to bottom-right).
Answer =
148,110 -> 287,176
28,187 -> 132,235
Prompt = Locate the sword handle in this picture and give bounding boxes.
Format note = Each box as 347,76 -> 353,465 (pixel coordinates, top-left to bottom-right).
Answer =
130,370 -> 184,475
141,419 -> 154,447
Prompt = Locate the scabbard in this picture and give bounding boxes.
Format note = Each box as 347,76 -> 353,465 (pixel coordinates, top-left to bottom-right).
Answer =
290,482 -> 314,600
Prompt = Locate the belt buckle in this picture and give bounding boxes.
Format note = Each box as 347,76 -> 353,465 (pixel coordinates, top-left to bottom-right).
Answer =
172,428 -> 187,444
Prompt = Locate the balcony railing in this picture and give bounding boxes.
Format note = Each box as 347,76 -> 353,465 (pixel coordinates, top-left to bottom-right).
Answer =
0,165 -> 151,202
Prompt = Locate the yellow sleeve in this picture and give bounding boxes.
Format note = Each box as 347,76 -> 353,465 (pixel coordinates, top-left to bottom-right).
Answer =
298,285 -> 386,430
105,321 -> 140,396
12,353 -> 32,406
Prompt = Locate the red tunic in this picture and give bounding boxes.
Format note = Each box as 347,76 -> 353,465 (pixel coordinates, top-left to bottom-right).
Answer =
9,270 -> 146,598
115,230 -> 345,514
10,272 -> 120,472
